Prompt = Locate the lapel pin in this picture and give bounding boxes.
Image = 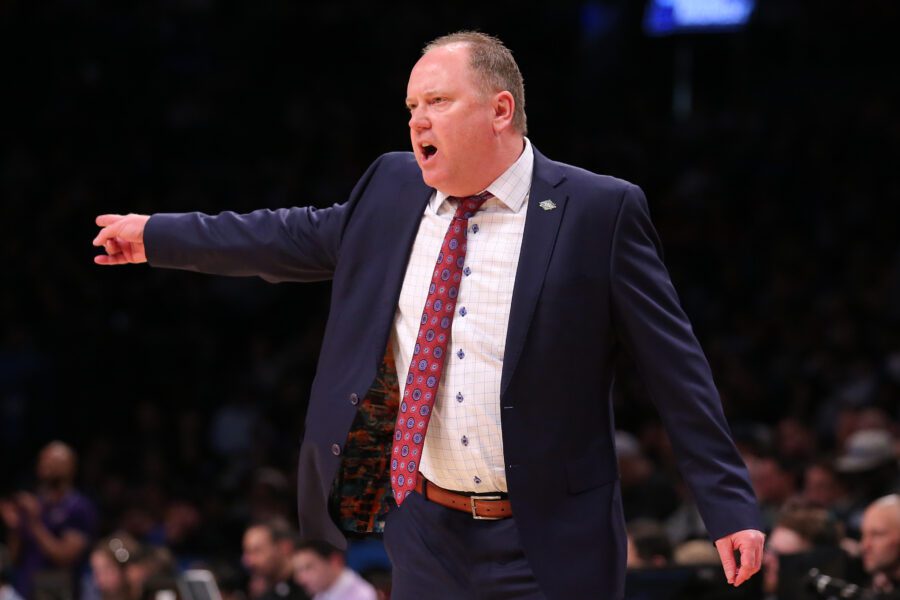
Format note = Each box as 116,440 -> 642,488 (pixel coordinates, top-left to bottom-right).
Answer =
539,199 -> 557,211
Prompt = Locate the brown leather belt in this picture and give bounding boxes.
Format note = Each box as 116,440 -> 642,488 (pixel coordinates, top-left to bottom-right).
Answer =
415,477 -> 512,520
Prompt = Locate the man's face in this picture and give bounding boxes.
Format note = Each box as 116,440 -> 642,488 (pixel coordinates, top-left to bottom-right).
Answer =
803,465 -> 844,507
762,526 -> 812,594
90,551 -> 125,594
292,550 -> 338,596
242,527 -> 281,580
861,504 -> 900,575
37,445 -> 74,490
406,43 -> 500,196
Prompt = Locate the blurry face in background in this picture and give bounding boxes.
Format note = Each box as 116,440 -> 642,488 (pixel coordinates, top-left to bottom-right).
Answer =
91,551 -> 125,596
749,457 -> 795,505
37,443 -> 75,494
861,504 -> 900,575
762,526 -> 812,594
406,43 -> 503,196
242,527 -> 281,581
292,550 -> 340,596
803,465 -> 845,507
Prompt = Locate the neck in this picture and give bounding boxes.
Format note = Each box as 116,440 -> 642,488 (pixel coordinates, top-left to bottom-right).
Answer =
464,134 -> 524,196
492,133 -> 525,178
324,567 -> 345,591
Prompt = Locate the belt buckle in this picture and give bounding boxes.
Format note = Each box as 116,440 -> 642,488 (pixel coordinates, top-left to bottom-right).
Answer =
470,495 -> 503,520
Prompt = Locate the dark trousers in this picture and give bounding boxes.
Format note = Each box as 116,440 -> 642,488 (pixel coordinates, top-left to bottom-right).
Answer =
383,491 -> 546,600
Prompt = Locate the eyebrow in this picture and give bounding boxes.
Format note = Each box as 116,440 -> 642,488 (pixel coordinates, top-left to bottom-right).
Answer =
405,89 -> 446,105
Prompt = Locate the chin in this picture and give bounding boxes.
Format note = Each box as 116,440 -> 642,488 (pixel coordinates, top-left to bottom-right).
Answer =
420,170 -> 446,191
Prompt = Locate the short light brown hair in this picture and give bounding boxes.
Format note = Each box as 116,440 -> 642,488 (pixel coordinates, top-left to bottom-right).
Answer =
423,31 -> 527,135
776,499 -> 843,547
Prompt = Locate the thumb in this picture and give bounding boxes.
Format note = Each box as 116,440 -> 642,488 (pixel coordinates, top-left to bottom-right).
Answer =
715,537 -> 736,584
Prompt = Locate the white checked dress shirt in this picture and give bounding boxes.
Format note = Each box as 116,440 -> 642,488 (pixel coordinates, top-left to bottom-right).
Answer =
390,138 -> 534,493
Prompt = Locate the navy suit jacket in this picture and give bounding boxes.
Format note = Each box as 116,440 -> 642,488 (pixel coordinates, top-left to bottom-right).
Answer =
145,147 -> 762,599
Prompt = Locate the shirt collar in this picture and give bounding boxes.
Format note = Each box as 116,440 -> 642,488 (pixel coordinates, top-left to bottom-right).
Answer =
431,137 -> 534,214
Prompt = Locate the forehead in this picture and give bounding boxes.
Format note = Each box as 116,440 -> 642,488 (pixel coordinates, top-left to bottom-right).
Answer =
294,550 -> 325,567
244,527 -> 272,545
863,505 -> 900,530
407,43 -> 475,94
769,527 -> 807,552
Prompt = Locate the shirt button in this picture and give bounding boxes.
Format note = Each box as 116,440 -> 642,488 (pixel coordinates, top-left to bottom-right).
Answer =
331,444 -> 342,456
457,349 -> 465,360
459,307 -> 467,317
473,476 -> 481,485
456,392 -> 464,403
472,224 -> 479,234
463,266 -> 471,276
349,393 -> 359,405
461,435 -> 469,446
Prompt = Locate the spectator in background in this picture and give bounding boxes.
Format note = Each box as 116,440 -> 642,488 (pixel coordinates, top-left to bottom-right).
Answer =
626,520 -> 673,569
292,541 -> 375,600
761,500 -> 844,598
0,441 -> 97,599
87,534 -> 137,600
242,519 -> 306,600
124,545 -> 178,600
616,431 -> 679,523
749,454 -> 799,530
775,418 -> 817,464
803,461 -> 850,510
860,494 -> 900,594
836,429 -> 900,536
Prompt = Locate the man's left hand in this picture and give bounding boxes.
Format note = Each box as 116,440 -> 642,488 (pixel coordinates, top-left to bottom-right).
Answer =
714,529 -> 765,587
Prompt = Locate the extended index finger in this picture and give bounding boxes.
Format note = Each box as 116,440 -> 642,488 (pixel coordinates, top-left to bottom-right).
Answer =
95,214 -> 123,227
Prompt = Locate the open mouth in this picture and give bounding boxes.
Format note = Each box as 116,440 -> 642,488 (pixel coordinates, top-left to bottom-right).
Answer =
421,143 -> 438,161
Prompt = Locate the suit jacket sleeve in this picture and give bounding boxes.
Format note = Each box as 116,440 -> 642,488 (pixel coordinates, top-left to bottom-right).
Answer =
609,183 -> 762,540
143,155 -> 386,283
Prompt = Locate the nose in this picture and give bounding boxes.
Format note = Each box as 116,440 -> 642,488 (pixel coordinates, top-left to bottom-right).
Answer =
408,106 -> 430,132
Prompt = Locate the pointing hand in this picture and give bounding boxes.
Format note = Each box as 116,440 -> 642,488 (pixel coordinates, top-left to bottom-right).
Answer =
93,213 -> 150,265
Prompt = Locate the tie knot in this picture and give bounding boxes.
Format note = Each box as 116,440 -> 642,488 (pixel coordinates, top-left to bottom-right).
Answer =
451,192 -> 491,220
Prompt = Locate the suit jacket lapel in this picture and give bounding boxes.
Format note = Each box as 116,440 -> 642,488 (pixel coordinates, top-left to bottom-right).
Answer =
501,148 -> 568,399
375,176 -> 433,353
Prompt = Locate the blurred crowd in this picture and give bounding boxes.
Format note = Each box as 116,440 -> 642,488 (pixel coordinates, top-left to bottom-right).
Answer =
1,442 -> 386,599
2,0 -> 899,599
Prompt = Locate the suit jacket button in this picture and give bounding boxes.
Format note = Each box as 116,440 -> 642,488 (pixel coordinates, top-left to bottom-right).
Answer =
331,444 -> 341,456
349,393 -> 359,405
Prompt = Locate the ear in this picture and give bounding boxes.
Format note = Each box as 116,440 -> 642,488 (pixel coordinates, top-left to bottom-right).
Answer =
492,91 -> 515,134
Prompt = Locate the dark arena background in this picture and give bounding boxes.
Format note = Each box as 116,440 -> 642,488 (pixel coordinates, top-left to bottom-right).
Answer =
2,1 -> 900,599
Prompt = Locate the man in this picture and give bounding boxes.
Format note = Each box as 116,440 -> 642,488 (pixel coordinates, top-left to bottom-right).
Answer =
92,31 -> 763,599
0,441 -> 96,599
760,500 -> 844,598
242,520 -> 308,600
292,541 -> 376,600
860,494 -> 900,594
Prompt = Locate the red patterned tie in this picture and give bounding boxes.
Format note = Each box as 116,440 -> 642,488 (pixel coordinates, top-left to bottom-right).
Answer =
390,192 -> 491,505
